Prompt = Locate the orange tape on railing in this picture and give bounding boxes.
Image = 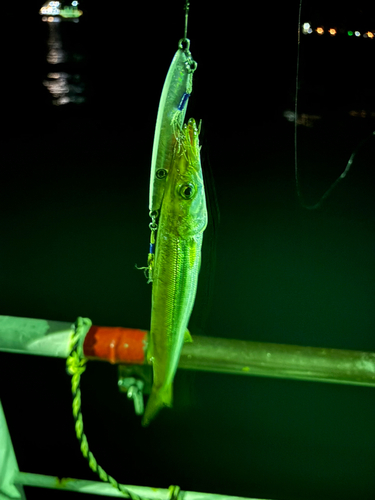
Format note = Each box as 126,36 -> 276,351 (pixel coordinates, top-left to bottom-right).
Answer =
83,325 -> 148,364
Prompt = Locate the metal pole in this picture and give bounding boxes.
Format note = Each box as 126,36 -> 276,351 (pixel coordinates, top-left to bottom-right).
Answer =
0,400 -> 26,500
179,336 -> 375,387
1,315 -> 375,387
12,472 -> 271,500
0,315 -> 74,357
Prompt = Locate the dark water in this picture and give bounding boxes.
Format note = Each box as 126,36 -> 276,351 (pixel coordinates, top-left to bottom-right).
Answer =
1,1 -> 375,499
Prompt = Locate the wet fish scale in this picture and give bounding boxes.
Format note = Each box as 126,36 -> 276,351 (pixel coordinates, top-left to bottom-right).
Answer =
142,119 -> 207,426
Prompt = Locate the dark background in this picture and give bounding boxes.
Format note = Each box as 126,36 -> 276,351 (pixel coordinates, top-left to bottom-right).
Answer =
1,1 -> 375,499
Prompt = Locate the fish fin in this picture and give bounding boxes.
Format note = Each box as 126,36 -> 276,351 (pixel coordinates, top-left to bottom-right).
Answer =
184,329 -> 193,343
141,384 -> 173,427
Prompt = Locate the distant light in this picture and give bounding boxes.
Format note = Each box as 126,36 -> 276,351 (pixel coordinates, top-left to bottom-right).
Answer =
367,31 -> 374,39
328,28 -> 336,36
72,1 -> 78,5
316,27 -> 324,35
302,23 -> 313,34
283,110 -> 295,122
355,31 -> 361,37
40,5 -> 60,15
302,22 -> 311,35
348,31 -> 353,36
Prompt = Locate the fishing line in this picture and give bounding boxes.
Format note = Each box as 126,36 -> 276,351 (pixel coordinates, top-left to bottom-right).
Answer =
67,2 -> 197,498
192,124 -> 220,333
294,0 -> 375,210
183,0 -> 190,40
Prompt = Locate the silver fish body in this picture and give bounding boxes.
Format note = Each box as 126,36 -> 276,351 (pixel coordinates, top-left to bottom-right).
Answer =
142,118 -> 207,426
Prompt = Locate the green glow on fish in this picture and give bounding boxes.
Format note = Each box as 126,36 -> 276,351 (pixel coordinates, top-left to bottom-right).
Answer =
142,118 -> 207,426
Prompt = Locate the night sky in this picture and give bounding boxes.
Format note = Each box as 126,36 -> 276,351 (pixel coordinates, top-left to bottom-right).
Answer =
1,1 -> 375,500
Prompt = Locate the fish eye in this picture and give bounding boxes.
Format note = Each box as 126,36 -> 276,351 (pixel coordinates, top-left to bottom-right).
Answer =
156,168 -> 167,179
179,183 -> 195,199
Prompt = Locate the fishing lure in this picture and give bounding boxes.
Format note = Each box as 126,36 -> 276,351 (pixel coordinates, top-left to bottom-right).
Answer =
140,2 -> 197,285
140,1 -> 208,426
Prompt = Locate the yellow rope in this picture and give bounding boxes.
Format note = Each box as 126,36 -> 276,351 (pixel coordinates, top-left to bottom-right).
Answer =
66,317 -> 148,500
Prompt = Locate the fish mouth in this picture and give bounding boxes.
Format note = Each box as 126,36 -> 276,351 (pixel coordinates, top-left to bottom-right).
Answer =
178,117 -> 201,172
186,117 -> 200,143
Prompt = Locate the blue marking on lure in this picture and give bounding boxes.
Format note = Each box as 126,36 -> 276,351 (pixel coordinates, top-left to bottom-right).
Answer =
149,243 -> 155,254
178,92 -> 190,111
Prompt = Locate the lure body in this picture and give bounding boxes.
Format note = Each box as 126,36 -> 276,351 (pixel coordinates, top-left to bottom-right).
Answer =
149,42 -> 196,216
142,119 -> 207,426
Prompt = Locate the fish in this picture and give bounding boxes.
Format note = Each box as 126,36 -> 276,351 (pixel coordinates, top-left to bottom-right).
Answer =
142,118 -> 208,426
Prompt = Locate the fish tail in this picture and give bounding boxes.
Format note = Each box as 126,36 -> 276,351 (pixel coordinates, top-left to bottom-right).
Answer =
141,384 -> 173,427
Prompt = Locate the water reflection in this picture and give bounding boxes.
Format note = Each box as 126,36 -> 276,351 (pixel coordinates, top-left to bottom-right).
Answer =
43,71 -> 84,106
41,5 -> 85,106
284,109 -> 375,126
45,22 -> 66,64
283,110 -> 322,127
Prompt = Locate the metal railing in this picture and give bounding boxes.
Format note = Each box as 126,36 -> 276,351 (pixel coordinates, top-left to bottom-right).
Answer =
1,315 -> 375,387
1,314 -> 374,500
